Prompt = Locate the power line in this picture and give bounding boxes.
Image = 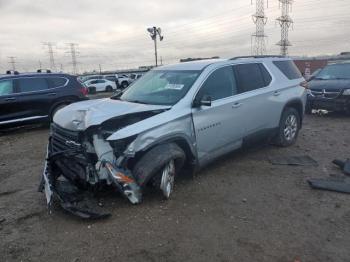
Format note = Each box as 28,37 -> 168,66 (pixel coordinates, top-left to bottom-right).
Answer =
42,42 -> 56,71
276,0 -> 294,56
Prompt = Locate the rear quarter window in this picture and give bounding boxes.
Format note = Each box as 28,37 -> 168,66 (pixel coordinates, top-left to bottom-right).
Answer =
273,60 -> 302,80
48,77 -> 68,88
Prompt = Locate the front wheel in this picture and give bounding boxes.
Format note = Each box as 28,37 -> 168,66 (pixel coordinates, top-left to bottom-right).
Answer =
273,107 -> 301,147
132,143 -> 186,199
105,86 -> 113,92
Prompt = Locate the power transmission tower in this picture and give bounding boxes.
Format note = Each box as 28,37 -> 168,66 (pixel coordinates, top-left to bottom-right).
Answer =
8,56 -> 17,71
42,42 -> 56,71
251,0 -> 268,56
67,43 -> 79,75
276,0 -> 294,56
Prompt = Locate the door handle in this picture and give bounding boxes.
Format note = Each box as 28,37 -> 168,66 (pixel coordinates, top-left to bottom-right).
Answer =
47,93 -> 57,96
5,97 -> 16,101
232,102 -> 242,108
273,91 -> 281,96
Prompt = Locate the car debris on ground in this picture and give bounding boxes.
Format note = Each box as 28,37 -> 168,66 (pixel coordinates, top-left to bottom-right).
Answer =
308,158 -> 350,194
269,155 -> 318,166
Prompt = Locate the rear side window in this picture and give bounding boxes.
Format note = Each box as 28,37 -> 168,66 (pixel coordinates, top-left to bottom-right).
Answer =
259,64 -> 272,86
0,80 -> 14,96
199,66 -> 237,101
18,78 -> 48,92
48,77 -> 67,88
273,60 -> 302,80
234,63 -> 267,93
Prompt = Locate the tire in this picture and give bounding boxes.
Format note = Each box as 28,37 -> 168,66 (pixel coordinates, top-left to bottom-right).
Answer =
105,86 -> 113,92
273,107 -> 301,147
50,103 -> 68,121
132,143 -> 186,199
121,81 -> 129,89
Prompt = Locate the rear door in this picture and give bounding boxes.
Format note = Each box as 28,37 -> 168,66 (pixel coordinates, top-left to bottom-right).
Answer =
233,63 -> 276,139
192,66 -> 244,165
15,77 -> 52,119
0,78 -> 23,124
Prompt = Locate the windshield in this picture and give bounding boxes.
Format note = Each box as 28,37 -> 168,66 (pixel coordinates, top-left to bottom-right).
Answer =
316,64 -> 350,80
119,70 -> 201,105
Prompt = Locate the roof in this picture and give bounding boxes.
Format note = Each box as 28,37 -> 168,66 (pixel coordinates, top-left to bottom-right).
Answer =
155,59 -> 226,71
0,72 -> 70,79
155,56 -> 291,71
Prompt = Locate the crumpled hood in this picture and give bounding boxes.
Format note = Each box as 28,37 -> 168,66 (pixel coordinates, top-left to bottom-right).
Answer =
53,98 -> 171,131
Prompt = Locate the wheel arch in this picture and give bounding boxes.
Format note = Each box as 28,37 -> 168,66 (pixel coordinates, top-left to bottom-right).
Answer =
129,135 -> 197,171
282,98 -> 304,127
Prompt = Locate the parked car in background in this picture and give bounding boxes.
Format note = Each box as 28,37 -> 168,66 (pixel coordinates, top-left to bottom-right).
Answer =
0,71 -> 88,127
116,74 -> 131,89
40,56 -> 307,218
84,79 -> 117,92
307,62 -> 350,113
129,73 -> 144,83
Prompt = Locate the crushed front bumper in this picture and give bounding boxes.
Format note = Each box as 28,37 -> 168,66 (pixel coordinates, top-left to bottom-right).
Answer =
39,138 -> 142,219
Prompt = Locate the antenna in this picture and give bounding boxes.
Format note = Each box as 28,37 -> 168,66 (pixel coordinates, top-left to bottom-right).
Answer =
251,0 -> 268,56
276,0 -> 294,56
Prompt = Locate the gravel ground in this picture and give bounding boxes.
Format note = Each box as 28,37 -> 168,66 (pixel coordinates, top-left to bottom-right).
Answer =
0,113 -> 349,262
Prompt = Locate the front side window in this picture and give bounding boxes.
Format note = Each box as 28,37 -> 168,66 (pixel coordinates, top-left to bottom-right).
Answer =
18,77 -> 48,93
198,66 -> 237,101
0,80 -> 14,96
315,64 -> 350,80
234,63 -> 266,93
119,70 -> 200,105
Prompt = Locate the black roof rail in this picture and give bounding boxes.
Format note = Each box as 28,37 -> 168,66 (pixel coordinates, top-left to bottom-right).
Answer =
37,69 -> 52,73
230,55 -> 287,60
6,70 -> 19,75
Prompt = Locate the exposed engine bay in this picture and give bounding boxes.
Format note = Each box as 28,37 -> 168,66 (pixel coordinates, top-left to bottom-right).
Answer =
39,108 -> 171,219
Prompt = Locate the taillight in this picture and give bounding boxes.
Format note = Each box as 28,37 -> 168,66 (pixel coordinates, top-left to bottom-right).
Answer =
300,81 -> 309,89
80,86 -> 88,96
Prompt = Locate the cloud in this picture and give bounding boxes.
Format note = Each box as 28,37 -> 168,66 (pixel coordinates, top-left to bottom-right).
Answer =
0,0 -> 348,73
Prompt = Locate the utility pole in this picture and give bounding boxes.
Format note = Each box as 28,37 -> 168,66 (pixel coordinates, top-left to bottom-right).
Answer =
276,0 -> 294,56
38,60 -> 42,69
42,42 -> 56,71
99,64 -> 102,74
67,43 -> 79,75
147,26 -> 164,67
251,0 -> 268,56
8,56 -> 17,71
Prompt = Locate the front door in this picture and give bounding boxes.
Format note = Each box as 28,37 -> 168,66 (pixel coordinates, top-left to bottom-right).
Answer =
191,66 -> 244,165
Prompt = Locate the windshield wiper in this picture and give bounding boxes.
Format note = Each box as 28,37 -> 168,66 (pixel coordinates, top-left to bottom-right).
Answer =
127,100 -> 151,105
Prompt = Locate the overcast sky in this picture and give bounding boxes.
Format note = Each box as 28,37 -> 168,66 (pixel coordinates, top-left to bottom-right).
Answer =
0,0 -> 349,73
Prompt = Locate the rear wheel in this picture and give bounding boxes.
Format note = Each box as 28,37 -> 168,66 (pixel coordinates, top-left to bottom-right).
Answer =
273,107 -> 301,147
105,86 -> 113,92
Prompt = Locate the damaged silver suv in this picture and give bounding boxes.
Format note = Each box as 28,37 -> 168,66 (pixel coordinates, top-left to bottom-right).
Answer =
39,56 -> 307,218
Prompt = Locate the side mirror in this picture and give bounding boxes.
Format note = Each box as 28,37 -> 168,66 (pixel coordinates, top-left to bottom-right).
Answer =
193,94 -> 212,107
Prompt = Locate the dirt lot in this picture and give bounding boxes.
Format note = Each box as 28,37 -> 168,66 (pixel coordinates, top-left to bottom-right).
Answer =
0,113 -> 349,262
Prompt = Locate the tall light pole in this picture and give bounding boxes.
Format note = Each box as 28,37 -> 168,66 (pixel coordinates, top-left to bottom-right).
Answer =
147,26 -> 164,67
